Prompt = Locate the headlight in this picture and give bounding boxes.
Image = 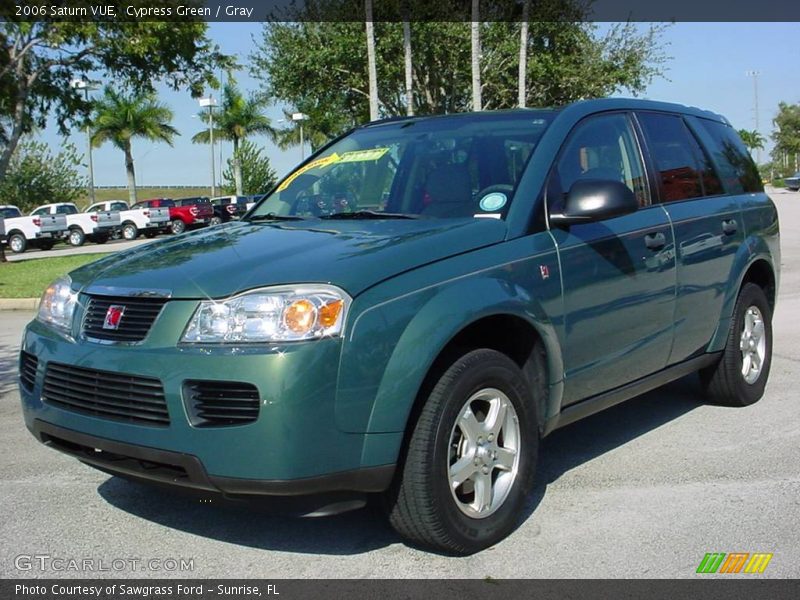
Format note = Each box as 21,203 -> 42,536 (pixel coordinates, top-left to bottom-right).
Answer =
37,275 -> 79,334
182,285 -> 351,343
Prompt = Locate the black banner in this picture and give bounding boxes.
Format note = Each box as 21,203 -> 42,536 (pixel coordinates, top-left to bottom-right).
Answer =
2,580 -> 800,600
1,0 -> 800,23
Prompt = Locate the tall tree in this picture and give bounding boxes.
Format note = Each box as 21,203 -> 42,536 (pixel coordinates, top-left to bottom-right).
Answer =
365,0 -> 380,120
192,78 -> 276,195
772,102 -> 800,174
737,129 -> 765,154
221,140 -> 277,195
518,0 -> 530,107
471,0 -> 482,111
90,88 -> 179,205
403,20 -> 414,116
253,13 -> 667,140
0,14 -> 229,180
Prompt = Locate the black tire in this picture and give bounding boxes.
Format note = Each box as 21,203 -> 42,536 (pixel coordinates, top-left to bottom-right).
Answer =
385,348 -> 540,555
700,283 -> 772,406
210,216 -> 223,226
170,219 -> 186,235
144,231 -> 157,239
67,227 -> 85,247
93,234 -> 109,244
38,240 -> 55,251
121,222 -> 138,240
8,232 -> 27,254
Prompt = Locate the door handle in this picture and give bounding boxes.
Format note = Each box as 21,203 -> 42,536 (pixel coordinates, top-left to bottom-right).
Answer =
722,219 -> 738,235
644,231 -> 666,250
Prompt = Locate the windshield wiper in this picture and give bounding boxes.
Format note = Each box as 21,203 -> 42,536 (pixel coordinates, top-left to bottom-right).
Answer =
321,210 -> 419,220
247,213 -> 308,222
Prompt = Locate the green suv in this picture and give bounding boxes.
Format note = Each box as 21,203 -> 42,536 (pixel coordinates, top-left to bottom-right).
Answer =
19,99 -> 779,554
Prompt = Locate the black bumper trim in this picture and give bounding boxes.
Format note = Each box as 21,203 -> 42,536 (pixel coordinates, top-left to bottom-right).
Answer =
31,420 -> 395,496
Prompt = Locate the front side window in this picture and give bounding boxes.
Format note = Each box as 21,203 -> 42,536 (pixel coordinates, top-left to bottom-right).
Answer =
1,207 -> 21,219
249,112 -> 555,220
111,202 -> 128,211
638,112 -> 724,202
31,207 -> 48,216
548,113 -> 649,213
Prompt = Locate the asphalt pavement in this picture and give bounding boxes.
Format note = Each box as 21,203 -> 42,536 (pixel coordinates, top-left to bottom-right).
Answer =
0,190 -> 798,578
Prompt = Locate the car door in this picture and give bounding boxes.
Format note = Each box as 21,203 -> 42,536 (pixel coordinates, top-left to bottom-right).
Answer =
635,112 -> 745,364
547,112 -> 677,405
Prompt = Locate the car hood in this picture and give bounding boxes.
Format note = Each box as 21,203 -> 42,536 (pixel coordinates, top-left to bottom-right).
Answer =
69,218 -> 507,299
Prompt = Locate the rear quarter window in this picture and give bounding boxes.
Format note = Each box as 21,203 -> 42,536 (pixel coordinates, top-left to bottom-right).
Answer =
696,119 -> 763,194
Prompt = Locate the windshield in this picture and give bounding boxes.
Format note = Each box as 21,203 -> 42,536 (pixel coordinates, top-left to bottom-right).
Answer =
249,112 -> 554,220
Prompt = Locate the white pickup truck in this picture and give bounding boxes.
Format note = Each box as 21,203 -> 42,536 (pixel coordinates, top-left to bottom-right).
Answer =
0,204 -> 69,253
85,200 -> 170,240
31,202 -> 120,247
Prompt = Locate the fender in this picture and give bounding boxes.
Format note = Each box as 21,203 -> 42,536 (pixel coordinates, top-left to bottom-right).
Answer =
707,235 -> 777,352
336,257 -> 565,441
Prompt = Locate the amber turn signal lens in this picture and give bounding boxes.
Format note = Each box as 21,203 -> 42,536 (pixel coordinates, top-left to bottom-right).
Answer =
318,299 -> 344,329
284,299 -> 316,333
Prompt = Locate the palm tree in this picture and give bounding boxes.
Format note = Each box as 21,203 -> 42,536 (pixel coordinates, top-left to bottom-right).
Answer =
90,88 -> 178,205
365,0 -> 380,120
403,19 -> 414,116
738,129 -> 765,155
192,79 -> 275,196
471,0 -> 482,111
518,0 -> 530,107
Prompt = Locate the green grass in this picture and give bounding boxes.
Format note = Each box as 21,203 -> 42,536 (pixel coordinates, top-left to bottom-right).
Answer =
0,254 -> 108,298
76,186 -> 212,209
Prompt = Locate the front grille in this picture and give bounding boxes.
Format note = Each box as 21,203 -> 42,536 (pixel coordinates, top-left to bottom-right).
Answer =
43,362 -> 170,426
183,380 -> 260,427
20,351 -> 38,391
82,295 -> 167,343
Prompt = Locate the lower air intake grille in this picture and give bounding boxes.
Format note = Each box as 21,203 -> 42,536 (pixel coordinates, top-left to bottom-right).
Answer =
43,362 -> 169,426
183,380 -> 260,427
20,351 -> 38,391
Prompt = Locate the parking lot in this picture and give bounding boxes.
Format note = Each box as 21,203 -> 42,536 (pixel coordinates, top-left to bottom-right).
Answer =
0,190 -> 798,579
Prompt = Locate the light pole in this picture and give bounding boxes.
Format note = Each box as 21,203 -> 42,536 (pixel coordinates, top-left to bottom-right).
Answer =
292,112 -> 309,160
745,70 -> 761,164
70,78 -> 100,204
199,96 -> 218,197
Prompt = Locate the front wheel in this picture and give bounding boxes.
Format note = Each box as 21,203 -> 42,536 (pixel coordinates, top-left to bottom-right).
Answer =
170,219 -> 186,235
700,283 -> 773,406
385,348 -> 539,555
68,228 -> 85,247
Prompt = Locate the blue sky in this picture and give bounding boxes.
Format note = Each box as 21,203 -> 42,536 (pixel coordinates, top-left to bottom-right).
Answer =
38,22 -> 800,188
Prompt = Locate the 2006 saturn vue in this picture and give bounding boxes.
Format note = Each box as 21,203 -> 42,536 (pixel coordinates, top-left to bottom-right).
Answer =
19,99 -> 779,555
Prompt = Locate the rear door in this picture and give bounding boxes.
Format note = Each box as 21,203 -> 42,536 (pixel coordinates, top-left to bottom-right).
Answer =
548,112 -> 677,404
635,112 -> 745,364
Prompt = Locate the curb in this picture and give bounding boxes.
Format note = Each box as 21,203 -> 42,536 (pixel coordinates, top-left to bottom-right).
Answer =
0,298 -> 39,311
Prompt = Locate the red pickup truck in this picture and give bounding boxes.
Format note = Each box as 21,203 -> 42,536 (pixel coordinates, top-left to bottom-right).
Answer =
134,198 -> 214,235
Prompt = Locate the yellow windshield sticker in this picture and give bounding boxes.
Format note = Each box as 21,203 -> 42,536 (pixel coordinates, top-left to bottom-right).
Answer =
337,148 -> 390,163
277,153 -> 341,192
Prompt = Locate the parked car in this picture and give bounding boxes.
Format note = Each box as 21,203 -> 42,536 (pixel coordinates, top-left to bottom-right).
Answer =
172,196 -> 216,230
20,99 -> 778,555
85,200 -> 170,240
784,171 -> 800,191
136,197 -> 213,234
0,204 -> 68,253
210,195 -> 249,223
31,202 -> 119,247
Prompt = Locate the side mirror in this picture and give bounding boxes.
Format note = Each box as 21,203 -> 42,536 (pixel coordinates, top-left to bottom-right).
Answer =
549,179 -> 639,226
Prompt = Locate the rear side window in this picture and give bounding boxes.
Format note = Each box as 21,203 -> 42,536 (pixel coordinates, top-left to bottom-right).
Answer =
111,202 -> 128,211
56,204 -> 78,214
696,119 -> 762,193
637,112 -> 723,202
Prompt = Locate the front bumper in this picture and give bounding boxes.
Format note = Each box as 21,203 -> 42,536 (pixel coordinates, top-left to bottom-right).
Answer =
20,314 -> 400,492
